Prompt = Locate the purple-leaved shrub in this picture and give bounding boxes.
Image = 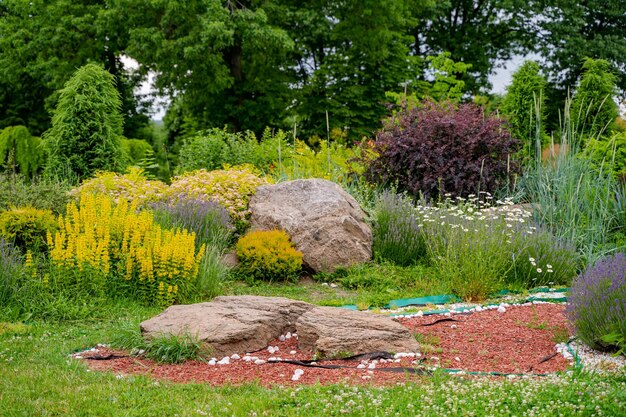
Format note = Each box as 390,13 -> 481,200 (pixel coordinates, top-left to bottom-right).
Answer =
567,253 -> 626,352
365,100 -> 520,199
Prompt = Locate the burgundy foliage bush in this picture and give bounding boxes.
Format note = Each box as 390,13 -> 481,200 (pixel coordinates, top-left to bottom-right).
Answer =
365,101 -> 520,199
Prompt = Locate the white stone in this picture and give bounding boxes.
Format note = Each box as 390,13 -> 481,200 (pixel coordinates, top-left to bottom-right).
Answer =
497,306 -> 506,313
254,359 -> 266,365
230,354 -> 240,360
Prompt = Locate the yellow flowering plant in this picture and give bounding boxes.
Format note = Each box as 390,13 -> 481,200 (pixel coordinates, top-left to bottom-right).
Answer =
47,194 -> 205,306
0,206 -> 58,253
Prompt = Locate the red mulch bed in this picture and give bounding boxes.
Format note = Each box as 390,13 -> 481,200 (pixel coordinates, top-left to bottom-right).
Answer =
78,303 -> 572,386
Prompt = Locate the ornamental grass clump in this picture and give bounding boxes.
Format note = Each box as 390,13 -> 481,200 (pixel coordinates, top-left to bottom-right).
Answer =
567,253 -> 626,353
0,238 -> 25,309
372,190 -> 426,266
235,230 -> 303,282
47,194 -> 205,305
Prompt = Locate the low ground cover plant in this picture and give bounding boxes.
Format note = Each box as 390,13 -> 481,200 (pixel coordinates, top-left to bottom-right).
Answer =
567,253 -> 626,353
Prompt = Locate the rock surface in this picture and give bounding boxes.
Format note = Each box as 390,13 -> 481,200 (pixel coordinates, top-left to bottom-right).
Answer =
296,306 -> 420,357
140,296 -> 419,357
248,179 -> 372,273
140,296 -> 312,357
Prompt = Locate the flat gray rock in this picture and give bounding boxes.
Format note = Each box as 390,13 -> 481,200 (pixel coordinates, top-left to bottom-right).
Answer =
140,296 -> 419,357
249,179 -> 372,273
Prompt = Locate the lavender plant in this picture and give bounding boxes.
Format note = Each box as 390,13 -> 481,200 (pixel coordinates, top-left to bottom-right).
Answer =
0,238 -> 24,308
566,253 -> 626,353
372,190 -> 427,266
151,195 -> 233,251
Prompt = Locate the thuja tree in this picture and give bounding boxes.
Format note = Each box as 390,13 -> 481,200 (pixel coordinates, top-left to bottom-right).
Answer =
0,126 -> 45,178
501,61 -> 548,165
44,64 -> 125,181
571,58 -> 619,139
365,100 -> 520,199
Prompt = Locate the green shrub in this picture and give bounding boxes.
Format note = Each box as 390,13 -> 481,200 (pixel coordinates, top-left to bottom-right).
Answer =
585,131 -> 626,178
500,61 -> 548,164
0,126 -> 45,178
168,165 -> 271,231
70,168 -> 168,207
0,174 -> 71,215
371,190 -> 426,266
43,63 -> 125,181
0,207 -> 58,253
177,128 -> 290,175
236,230 -> 303,282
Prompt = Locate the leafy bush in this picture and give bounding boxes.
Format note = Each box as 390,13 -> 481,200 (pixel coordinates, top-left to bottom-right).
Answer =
44,64 -> 126,181
151,195 -> 233,250
168,165 -> 271,230
47,194 -> 205,305
585,131 -> 626,178
567,253 -> 626,353
0,174 -> 71,215
235,230 -> 303,282
365,100 -> 520,199
371,190 -> 426,266
177,128 -> 289,174
70,168 -> 168,206
0,207 -> 58,253
0,126 -> 45,178
120,138 -> 154,164
274,139 -> 368,185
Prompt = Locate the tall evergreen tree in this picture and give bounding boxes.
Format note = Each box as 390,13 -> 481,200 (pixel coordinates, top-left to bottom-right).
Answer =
43,64 -> 125,181
501,61 -> 548,163
571,58 -> 619,139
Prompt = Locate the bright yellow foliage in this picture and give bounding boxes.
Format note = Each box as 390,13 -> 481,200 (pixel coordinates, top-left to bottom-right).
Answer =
236,229 -> 303,282
70,167 -> 168,206
47,194 -> 205,305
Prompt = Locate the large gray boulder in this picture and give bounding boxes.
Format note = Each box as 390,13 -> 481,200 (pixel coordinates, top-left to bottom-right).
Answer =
249,179 -> 372,273
140,296 -> 419,357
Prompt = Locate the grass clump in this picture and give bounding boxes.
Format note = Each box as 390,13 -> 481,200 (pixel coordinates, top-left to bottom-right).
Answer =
371,190 -> 426,266
113,322 -> 211,364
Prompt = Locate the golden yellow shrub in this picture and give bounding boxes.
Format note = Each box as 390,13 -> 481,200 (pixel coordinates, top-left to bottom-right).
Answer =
235,229 -> 303,282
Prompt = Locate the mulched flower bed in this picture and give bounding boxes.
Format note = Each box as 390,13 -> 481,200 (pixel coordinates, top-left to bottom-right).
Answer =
77,303 -> 572,386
